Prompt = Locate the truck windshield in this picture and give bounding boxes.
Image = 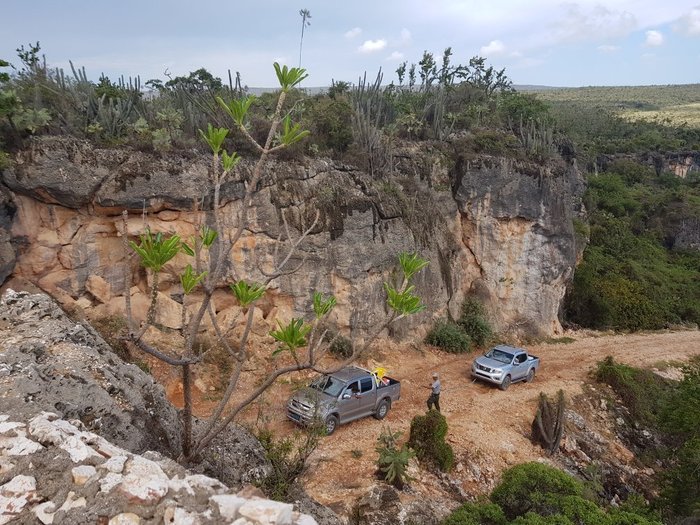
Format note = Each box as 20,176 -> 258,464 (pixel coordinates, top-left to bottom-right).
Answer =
485,348 -> 515,364
309,375 -> 347,397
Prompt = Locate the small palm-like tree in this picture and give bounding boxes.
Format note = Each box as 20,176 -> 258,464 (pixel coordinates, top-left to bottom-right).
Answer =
298,9 -> 312,68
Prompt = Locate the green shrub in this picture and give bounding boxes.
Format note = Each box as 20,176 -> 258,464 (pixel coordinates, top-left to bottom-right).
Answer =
328,332 -> 353,359
659,358 -> 700,515
442,462 -> 663,525
256,424 -> 323,501
408,410 -> 454,472
425,320 -> 472,353
490,463 -> 583,520
375,428 -> 415,489
306,96 -> 353,153
458,299 -> 493,347
442,502 -> 507,525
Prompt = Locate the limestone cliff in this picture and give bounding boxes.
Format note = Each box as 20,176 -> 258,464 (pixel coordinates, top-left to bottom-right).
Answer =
1,136 -> 585,339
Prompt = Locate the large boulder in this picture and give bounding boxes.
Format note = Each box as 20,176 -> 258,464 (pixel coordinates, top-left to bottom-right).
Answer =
452,156 -> 586,336
0,289 -> 181,456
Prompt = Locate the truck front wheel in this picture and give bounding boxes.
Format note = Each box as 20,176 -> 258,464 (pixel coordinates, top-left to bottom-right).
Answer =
374,399 -> 391,420
499,375 -> 511,391
324,415 -> 339,435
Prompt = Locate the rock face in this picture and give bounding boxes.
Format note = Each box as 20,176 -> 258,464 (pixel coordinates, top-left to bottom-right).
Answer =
453,156 -> 585,336
0,187 -> 15,285
0,411 -> 318,524
1,136 -> 585,338
0,289 -> 181,456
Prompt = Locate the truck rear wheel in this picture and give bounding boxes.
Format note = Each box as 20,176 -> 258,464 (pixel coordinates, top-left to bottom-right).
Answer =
526,368 -> 535,383
324,415 -> 339,435
499,375 -> 511,391
374,399 -> 391,420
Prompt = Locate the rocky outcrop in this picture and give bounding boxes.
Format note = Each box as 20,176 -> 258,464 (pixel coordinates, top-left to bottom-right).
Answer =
0,411 -> 317,524
595,151 -> 700,179
0,289 -> 274,492
1,136 -> 584,338
453,156 -> 585,336
0,187 -> 15,285
352,485 -> 448,525
0,288 -> 181,456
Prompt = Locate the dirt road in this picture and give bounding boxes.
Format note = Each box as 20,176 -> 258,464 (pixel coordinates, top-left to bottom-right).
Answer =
287,330 -> 700,510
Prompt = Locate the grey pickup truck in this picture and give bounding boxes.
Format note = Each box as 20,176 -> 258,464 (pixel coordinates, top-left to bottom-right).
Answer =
287,366 -> 401,435
471,344 -> 540,390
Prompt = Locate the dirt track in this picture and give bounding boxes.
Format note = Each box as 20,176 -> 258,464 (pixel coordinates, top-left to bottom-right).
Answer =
289,330 -> 700,510
162,328 -> 700,514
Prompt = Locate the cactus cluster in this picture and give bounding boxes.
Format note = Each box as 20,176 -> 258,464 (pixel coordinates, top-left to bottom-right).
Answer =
531,389 -> 565,454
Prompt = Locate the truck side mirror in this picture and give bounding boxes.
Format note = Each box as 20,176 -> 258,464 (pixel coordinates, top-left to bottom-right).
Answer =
342,392 -> 351,399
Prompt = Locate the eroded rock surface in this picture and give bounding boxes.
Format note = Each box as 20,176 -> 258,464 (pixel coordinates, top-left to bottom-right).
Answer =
2,136 -> 586,338
0,288 -> 181,455
0,412 -> 317,524
453,156 -> 585,335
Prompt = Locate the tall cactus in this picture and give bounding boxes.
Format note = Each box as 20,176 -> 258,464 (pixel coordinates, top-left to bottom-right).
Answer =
531,390 -> 565,454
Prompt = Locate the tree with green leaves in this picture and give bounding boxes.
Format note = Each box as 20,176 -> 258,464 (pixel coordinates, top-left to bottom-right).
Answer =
124,62 -> 429,464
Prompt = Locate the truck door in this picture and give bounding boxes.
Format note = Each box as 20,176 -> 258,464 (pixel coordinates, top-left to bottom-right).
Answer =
512,353 -> 528,380
339,380 -> 361,422
357,377 -> 376,416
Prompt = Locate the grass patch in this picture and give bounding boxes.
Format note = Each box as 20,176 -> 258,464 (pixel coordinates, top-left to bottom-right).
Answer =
543,336 -> 576,345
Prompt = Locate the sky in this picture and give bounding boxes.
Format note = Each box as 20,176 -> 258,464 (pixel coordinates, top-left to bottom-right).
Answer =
1,1 -> 699,88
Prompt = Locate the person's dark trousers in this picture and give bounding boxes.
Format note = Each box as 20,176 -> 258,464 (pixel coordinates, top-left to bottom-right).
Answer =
427,393 -> 440,412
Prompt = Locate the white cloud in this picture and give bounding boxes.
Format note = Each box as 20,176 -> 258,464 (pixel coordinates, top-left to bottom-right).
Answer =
553,4 -> 637,43
358,39 -> 387,53
344,27 -> 362,39
674,7 -> 700,35
386,51 -> 405,61
645,29 -> 664,46
480,39 -> 506,56
597,44 -> 620,53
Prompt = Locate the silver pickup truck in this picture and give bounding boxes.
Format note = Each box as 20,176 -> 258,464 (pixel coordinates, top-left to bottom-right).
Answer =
471,344 -> 540,390
287,366 -> 401,435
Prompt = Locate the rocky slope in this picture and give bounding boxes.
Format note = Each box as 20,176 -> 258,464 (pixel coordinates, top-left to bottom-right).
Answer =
0,289 -> 270,492
0,411 -> 317,524
1,136 -> 585,339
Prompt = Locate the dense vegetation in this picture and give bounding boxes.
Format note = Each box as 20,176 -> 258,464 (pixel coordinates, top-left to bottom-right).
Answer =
442,462 -> 662,525
0,43 -> 534,169
563,159 -> 700,330
535,84 -> 700,332
596,357 -> 700,519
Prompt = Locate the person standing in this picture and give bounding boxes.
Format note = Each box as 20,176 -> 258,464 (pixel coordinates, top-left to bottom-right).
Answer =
427,372 -> 441,412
